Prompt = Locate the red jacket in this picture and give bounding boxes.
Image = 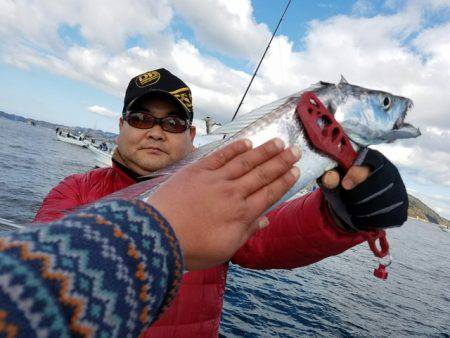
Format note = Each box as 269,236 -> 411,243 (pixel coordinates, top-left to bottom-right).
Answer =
34,160 -> 366,337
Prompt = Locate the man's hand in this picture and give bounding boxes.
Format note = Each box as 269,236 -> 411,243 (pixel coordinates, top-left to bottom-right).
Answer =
319,148 -> 408,232
147,138 -> 301,270
321,165 -> 371,190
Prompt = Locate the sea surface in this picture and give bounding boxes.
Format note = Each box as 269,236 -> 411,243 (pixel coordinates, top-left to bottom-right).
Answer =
1,117 -> 449,337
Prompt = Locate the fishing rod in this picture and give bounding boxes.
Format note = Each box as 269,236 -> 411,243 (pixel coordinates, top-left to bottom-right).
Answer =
231,0 -> 292,122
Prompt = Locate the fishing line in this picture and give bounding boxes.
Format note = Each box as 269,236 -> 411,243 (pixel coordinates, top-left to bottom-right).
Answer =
231,0 -> 292,122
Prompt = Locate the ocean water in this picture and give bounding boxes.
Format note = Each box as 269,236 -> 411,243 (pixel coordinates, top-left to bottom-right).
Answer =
1,117 -> 449,337
221,222 -> 450,337
0,118 -> 96,223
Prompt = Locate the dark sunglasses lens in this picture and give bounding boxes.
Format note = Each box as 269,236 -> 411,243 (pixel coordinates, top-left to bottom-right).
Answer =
127,112 -> 155,129
162,116 -> 188,133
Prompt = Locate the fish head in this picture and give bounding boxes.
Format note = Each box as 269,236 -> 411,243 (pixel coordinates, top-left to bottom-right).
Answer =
323,77 -> 421,146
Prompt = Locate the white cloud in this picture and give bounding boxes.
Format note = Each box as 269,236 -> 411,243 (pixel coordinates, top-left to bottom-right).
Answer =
375,142 -> 450,188
172,0 -> 271,61
88,105 -> 119,118
75,1 -> 173,51
0,0 -> 174,52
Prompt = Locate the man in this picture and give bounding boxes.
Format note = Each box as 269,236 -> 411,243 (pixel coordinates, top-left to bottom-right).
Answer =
34,68 -> 408,337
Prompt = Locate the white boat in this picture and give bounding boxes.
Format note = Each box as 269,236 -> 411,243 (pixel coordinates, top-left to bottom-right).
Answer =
56,129 -> 87,147
193,134 -> 223,147
88,144 -> 113,168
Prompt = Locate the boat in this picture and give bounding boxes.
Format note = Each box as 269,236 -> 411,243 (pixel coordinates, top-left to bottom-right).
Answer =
55,128 -> 87,147
193,134 -> 223,147
0,217 -> 24,232
87,143 -> 113,168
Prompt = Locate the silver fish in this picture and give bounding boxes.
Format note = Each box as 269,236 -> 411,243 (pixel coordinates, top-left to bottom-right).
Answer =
106,77 -> 421,206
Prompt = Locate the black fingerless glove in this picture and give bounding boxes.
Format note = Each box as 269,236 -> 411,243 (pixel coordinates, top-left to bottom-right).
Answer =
321,148 -> 408,232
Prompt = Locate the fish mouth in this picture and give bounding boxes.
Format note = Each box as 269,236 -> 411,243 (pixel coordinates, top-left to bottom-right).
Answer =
393,115 -> 405,130
391,102 -> 421,139
393,117 -> 419,133
393,119 -> 416,131
391,120 -> 421,140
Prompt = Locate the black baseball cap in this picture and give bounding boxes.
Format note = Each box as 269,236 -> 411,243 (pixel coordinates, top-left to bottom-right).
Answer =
122,68 -> 193,121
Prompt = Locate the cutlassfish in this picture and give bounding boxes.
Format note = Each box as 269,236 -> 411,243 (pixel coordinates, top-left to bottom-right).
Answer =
106,76 -> 421,206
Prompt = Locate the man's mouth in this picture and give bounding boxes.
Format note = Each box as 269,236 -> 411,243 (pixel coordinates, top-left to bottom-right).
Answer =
141,146 -> 167,154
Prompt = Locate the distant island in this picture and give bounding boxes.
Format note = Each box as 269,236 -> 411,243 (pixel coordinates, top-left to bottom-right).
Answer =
1,110 -> 449,227
0,110 -> 117,141
408,194 -> 450,227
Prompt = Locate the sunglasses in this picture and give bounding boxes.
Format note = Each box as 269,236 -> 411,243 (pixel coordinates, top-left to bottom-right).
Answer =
125,111 -> 191,133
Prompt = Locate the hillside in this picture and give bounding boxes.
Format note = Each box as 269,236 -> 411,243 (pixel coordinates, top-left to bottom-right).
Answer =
408,194 -> 450,227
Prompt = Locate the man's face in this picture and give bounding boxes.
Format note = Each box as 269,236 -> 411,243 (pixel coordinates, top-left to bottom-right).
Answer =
117,95 -> 196,176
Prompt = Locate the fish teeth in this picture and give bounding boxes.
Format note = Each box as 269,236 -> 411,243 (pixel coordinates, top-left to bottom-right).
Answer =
394,116 -> 405,130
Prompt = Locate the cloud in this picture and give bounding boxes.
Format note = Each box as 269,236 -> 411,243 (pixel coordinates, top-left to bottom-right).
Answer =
375,141 -> 450,188
74,1 -> 173,51
0,1 -> 174,52
88,105 -> 119,118
172,0 -> 271,61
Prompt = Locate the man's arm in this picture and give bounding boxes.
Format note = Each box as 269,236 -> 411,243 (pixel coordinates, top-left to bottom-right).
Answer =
231,189 -> 366,269
232,148 -> 408,270
33,174 -> 85,223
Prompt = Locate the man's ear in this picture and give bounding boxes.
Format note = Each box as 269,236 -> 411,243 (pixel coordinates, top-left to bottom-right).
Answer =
119,117 -> 124,131
189,125 -> 196,142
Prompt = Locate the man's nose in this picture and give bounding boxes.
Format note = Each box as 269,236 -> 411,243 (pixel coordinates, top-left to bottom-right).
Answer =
146,123 -> 165,141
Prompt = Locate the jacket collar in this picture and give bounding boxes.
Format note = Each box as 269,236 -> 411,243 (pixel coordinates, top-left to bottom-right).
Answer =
112,148 -> 149,182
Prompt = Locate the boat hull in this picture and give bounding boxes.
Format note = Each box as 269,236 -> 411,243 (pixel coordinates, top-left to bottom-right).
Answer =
88,144 -> 112,168
56,134 -> 87,147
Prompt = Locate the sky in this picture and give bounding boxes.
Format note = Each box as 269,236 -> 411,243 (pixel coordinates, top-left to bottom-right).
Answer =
1,0 -> 450,218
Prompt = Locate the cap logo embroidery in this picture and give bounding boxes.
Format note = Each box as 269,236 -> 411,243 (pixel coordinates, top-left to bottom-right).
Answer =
136,71 -> 160,87
170,87 -> 192,109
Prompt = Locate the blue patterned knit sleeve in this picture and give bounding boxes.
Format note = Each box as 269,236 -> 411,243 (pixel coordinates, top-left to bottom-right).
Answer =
0,199 -> 184,338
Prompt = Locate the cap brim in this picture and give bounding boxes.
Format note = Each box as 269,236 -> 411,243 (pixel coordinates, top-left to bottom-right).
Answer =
126,90 -> 191,119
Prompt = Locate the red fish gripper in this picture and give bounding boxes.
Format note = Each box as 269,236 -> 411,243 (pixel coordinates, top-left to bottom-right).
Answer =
296,91 -> 358,171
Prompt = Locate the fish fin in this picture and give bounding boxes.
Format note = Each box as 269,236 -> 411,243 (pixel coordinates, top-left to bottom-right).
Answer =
211,94 -> 301,135
339,75 -> 349,84
319,81 -> 333,86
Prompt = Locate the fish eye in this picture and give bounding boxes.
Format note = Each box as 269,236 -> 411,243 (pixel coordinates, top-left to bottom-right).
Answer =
381,95 -> 392,111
